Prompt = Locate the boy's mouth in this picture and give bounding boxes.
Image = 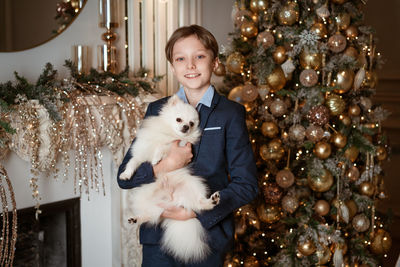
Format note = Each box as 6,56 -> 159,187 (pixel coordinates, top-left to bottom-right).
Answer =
184,73 -> 200,78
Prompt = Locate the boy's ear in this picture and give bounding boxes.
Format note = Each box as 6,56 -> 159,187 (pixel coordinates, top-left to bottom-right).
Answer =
212,58 -> 219,72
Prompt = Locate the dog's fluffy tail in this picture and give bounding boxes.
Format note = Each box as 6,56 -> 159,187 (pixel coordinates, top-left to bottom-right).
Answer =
161,218 -> 210,263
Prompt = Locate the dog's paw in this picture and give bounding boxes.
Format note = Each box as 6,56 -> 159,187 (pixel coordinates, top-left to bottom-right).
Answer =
119,171 -> 132,180
128,217 -> 137,224
211,191 -> 220,205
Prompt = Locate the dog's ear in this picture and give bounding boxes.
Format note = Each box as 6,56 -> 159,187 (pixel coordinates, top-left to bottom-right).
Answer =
167,94 -> 181,106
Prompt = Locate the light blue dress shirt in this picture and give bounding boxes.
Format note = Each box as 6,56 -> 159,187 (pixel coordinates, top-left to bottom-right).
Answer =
175,85 -> 215,111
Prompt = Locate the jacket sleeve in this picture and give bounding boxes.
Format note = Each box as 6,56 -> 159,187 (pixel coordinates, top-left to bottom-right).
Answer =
117,103 -> 156,189
196,105 -> 258,229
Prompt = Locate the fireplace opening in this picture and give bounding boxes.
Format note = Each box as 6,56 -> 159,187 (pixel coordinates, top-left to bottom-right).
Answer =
12,198 -> 81,267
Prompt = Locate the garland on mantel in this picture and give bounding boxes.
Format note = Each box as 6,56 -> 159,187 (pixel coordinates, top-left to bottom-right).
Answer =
0,61 -> 160,214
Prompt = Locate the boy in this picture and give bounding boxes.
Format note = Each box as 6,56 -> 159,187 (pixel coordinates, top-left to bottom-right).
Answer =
117,25 -> 258,267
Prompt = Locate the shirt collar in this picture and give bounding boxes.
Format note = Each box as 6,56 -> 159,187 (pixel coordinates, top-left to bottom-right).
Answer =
176,85 -> 215,109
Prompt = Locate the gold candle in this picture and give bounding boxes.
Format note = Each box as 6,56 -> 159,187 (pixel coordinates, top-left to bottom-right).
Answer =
99,0 -> 119,29
72,45 -> 90,74
98,44 -> 117,73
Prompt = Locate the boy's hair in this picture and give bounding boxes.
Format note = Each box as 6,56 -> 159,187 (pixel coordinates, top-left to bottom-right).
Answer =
165,24 -> 218,63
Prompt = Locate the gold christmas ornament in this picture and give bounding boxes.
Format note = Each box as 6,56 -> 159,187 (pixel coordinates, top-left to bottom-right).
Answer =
348,104 -> 361,117
328,33 -> 347,53
298,240 -> 316,256
228,85 -> 244,103
331,132 -> 347,148
242,82 -> 259,102
250,0 -> 268,13
261,121 -> 279,138
299,49 -> 322,70
263,182 -> 283,204
316,246 -> 332,265
278,1 -> 299,26
240,21 -> 258,38
276,169 -> 295,188
257,30 -> 275,49
307,105 -> 330,126
346,166 -> 360,182
325,94 -> 346,116
306,125 -> 324,143
333,69 -> 355,94
257,204 -> 281,224
331,0 -> 348,4
243,256 -> 260,267
344,146 -> 359,162
363,70 -> 378,88
299,69 -> 319,87
314,199 -> 330,216
308,169 -> 334,192
270,98 -> 288,117
273,46 -> 287,64
339,114 -> 351,126
267,67 -> 286,92
226,52 -> 245,74
370,229 -> 392,255
352,214 -> 370,232
314,141 -> 332,159
281,195 -> 299,213
345,25 -> 359,39
235,217 -> 247,236
335,13 -> 351,30
213,62 -> 226,76
376,146 -> 388,161
310,22 -> 328,38
359,181 -> 375,197
234,9 -> 253,28
289,124 -> 306,142
344,46 -> 359,59
260,140 -> 285,161
346,199 -> 358,219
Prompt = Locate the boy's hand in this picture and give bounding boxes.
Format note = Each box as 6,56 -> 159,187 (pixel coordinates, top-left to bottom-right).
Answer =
159,203 -> 196,220
153,140 -> 193,175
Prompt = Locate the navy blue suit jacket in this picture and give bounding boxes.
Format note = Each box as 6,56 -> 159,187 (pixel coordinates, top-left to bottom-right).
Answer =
117,91 -> 258,252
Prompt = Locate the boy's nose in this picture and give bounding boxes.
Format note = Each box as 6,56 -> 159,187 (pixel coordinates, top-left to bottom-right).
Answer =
187,59 -> 195,69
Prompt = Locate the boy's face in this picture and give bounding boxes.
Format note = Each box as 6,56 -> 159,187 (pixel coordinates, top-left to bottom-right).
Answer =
170,35 -> 217,93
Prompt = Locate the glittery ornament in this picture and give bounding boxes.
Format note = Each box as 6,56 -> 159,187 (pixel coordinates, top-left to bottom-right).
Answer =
257,30 -> 275,49
281,59 -> 296,77
333,69 -> 354,94
335,13 -> 351,30
298,240 -> 316,256
241,82 -> 259,102
359,181 -> 375,197
307,105 -> 330,126
267,67 -> 286,92
257,204 -> 281,224
278,1 -> 299,26
346,166 -> 360,182
289,124 -> 306,142
314,199 -> 330,216
325,94 -> 346,116
352,214 -> 370,232
228,85 -> 244,103
263,183 -> 283,204
240,21 -> 258,38
300,49 -> 322,70
300,69 -> 318,87
310,22 -> 328,38
250,0 -> 268,13
261,121 -> 279,138
314,141 -> 332,159
281,195 -> 299,213
328,33 -> 347,53
273,46 -> 287,64
276,169 -> 295,188
308,169 -> 334,192
370,229 -> 392,255
270,98 -> 287,117
226,52 -> 245,74
306,125 -> 324,142
331,132 -> 347,148
234,9 -> 253,28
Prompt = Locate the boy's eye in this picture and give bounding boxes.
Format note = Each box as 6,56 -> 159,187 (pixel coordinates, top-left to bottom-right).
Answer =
176,118 -> 182,123
196,55 -> 205,59
189,121 -> 194,127
175,57 -> 184,62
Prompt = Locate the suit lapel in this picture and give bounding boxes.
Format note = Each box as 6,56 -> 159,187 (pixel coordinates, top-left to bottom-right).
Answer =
193,92 -> 221,162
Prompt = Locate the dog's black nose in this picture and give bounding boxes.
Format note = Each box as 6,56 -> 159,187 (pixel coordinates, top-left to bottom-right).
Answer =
181,125 -> 189,133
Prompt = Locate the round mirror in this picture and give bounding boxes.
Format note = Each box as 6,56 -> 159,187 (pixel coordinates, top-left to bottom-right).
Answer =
0,0 -> 87,52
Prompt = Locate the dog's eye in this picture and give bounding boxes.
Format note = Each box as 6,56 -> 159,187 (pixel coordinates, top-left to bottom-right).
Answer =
176,118 -> 182,123
189,121 -> 194,127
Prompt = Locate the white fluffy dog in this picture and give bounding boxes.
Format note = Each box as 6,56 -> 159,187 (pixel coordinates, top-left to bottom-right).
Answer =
120,95 -> 220,263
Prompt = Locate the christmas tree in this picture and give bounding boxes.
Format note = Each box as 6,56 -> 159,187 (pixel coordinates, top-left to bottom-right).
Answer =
217,0 -> 392,266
